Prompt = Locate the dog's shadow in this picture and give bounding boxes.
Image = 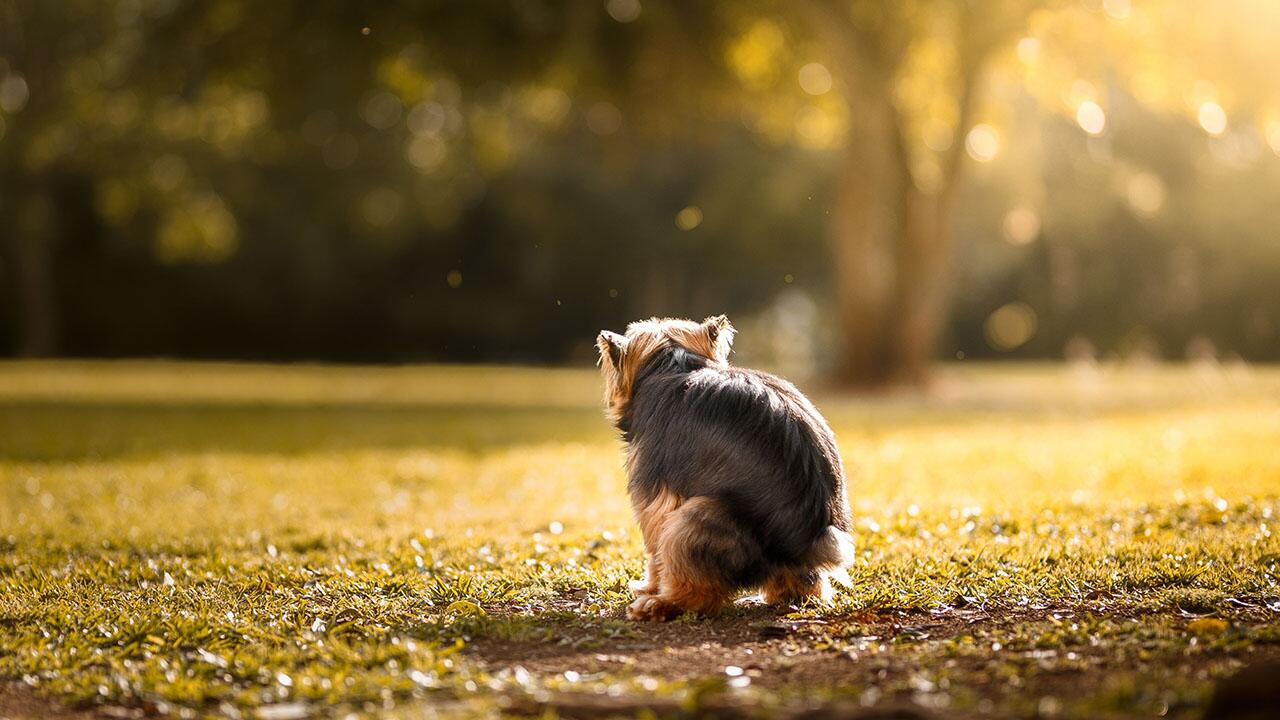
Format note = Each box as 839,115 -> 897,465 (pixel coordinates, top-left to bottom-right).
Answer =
462,594 -> 826,672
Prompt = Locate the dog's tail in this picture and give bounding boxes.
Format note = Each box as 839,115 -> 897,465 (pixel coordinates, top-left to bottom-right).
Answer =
811,525 -> 856,588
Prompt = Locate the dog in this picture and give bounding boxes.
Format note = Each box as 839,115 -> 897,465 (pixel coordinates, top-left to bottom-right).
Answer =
596,315 -> 854,621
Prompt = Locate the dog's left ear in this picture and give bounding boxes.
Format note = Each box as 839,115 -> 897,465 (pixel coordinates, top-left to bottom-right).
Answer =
701,315 -> 735,362
597,330 -> 627,366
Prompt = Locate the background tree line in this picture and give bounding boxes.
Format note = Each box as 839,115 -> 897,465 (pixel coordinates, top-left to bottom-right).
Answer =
2,0 -> 1278,384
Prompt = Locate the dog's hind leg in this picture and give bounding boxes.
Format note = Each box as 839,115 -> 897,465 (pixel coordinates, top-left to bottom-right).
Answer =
629,489 -> 681,596
761,568 -> 833,607
627,497 -> 747,621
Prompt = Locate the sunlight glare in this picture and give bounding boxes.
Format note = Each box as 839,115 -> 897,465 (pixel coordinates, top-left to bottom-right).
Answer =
1198,101 -> 1227,136
1265,121 -> 1280,156
1126,172 -> 1166,217
965,124 -> 1000,162
1016,37 -> 1041,65
1076,101 -> 1106,135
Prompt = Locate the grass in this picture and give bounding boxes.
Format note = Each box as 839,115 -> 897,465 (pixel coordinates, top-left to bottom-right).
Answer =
1,360 -> 1278,718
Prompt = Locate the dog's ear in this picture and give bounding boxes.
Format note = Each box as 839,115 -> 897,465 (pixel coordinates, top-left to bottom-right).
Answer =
597,330 -> 627,366
701,315 -> 735,362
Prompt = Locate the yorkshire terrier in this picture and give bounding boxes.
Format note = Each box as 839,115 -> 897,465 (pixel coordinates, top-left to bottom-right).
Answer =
597,315 -> 854,621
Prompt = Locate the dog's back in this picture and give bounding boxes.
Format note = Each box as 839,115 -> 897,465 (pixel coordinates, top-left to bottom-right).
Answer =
622,346 -> 851,589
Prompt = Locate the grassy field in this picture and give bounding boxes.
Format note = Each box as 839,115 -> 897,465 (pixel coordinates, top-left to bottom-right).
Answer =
1,361 -> 1279,719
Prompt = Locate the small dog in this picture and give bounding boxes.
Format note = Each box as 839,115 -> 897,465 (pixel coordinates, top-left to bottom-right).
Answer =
597,315 -> 854,621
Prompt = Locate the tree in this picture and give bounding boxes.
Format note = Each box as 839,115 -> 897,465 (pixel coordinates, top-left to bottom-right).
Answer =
777,0 -> 1280,386
777,0 -> 1042,386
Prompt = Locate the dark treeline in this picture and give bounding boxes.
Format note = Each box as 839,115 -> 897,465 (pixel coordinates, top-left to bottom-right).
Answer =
1,1 -> 1277,374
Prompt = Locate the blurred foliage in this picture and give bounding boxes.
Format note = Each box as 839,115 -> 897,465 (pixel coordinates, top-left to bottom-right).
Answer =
0,0 -> 1278,365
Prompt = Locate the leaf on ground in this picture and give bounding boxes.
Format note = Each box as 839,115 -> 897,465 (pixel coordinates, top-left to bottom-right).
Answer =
1187,618 -> 1229,636
445,600 -> 486,617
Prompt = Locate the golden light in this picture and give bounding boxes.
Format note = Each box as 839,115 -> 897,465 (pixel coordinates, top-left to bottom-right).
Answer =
1126,172 -> 1166,217
794,105 -> 843,148
1076,101 -> 1106,135
727,20 -> 785,88
1103,0 -> 1131,21
798,63 -> 833,96
1265,121 -> 1280,156
675,206 -> 703,231
1002,207 -> 1041,245
1198,101 -> 1227,136
1016,37 -> 1040,65
605,0 -> 641,23
526,87 -> 571,125
922,118 -> 953,152
965,124 -> 1000,163
985,302 -> 1038,351
446,270 -> 463,288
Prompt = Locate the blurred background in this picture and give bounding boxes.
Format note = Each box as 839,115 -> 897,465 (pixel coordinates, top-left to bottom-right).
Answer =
1,0 -> 1278,387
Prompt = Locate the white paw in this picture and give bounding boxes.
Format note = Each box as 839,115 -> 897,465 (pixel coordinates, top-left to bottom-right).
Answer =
626,594 -> 667,620
628,578 -> 656,595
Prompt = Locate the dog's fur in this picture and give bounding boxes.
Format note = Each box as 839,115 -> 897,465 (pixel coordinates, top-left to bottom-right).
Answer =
597,315 -> 854,621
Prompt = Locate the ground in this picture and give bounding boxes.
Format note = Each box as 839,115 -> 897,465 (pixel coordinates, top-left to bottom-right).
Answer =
1,361 -> 1278,719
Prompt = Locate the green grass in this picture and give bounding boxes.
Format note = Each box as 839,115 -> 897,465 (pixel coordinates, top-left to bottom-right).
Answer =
1,361 -> 1278,718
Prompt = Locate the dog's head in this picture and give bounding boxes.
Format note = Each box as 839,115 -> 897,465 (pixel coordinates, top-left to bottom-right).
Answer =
596,315 -> 735,421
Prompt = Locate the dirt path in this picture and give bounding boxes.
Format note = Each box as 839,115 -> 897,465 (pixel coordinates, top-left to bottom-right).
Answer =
469,603 -> 1280,718
0,683 -> 97,720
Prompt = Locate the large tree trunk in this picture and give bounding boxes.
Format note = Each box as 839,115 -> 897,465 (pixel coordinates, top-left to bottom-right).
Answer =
889,187 -> 953,386
830,91 -> 956,388
828,81 -> 905,388
802,0 -> 1007,389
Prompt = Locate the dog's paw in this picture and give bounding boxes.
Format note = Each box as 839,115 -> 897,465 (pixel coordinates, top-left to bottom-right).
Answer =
628,578 -> 657,596
626,594 -> 678,621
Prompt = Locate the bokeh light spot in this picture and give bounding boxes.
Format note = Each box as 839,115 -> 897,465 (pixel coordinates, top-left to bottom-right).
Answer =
1016,37 -> 1040,65
798,63 -> 832,96
361,91 -> 403,130
606,0 -> 641,23
985,302 -> 1038,351
965,124 -> 1000,163
922,118 -> 953,152
1126,172 -> 1166,217
446,270 -> 463,288
0,74 -> 29,114
1198,101 -> 1227,136
1076,101 -> 1106,135
1103,0 -> 1131,21
586,102 -> 622,135
1266,121 -> 1280,156
675,206 -> 703,231
407,102 -> 446,137
794,105 -> 843,148
407,136 -> 447,172
361,188 -> 402,228
1003,207 -> 1041,245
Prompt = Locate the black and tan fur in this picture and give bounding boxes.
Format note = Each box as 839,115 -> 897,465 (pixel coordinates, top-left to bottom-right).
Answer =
597,316 -> 854,621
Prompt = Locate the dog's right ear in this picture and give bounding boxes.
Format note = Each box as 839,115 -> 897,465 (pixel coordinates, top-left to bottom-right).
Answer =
597,330 -> 627,366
